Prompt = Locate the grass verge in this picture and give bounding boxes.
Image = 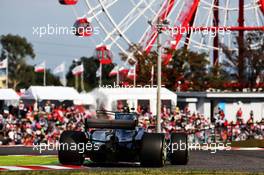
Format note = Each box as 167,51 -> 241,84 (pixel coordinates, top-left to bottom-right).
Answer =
0,156 -> 58,166
0,169 -> 263,175
231,139 -> 264,148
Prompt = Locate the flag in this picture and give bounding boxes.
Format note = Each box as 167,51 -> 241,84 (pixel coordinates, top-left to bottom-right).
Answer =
96,67 -> 101,78
72,64 -> 84,76
34,62 -> 45,72
127,66 -> 136,80
109,65 -> 119,77
119,66 -> 129,75
151,65 -> 154,77
151,65 -> 154,78
53,63 -> 65,74
0,59 -> 7,69
150,65 -> 154,86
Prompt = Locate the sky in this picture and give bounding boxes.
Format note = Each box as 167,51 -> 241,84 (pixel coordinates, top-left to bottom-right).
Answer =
0,0 -> 99,70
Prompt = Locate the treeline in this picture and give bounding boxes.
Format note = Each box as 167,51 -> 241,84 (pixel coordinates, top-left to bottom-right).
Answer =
0,32 -> 263,92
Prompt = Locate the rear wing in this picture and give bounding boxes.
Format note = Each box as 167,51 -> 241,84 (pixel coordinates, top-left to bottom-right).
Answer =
85,119 -> 137,130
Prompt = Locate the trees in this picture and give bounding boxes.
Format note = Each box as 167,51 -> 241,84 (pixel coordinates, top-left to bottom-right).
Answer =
167,48 -> 210,91
244,32 -> 264,89
221,31 -> 264,90
66,56 -> 115,91
120,44 -> 158,86
2,33 -> 261,92
0,34 -> 61,90
15,65 -> 61,90
121,38 -> 264,91
121,45 -> 214,91
0,34 -> 35,89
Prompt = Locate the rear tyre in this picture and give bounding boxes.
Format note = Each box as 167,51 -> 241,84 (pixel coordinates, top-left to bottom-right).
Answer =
140,133 -> 166,167
58,131 -> 86,165
169,132 -> 189,165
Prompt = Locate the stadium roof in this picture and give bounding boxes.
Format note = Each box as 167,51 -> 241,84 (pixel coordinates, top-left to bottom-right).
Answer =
92,87 -> 177,101
176,92 -> 264,98
74,92 -> 95,105
90,87 -> 177,108
21,86 -> 80,101
0,89 -> 19,100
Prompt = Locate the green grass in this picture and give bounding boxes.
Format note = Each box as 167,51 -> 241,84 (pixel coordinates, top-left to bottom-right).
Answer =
0,169 -> 263,175
0,156 -> 58,166
231,139 -> 264,148
0,156 -> 263,175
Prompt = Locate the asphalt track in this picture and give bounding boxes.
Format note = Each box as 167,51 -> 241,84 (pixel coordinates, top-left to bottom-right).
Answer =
0,146 -> 264,172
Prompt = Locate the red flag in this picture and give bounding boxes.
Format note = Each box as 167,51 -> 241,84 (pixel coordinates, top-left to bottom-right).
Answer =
119,66 -> 129,75
72,64 -> 84,76
109,66 -> 119,77
34,62 -> 45,73
127,66 -> 136,80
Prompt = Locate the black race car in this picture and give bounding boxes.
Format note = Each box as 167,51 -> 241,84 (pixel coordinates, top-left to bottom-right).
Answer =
58,109 -> 188,167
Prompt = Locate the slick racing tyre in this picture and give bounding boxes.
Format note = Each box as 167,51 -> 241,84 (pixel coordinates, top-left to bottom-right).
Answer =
169,132 -> 189,165
140,133 -> 166,167
58,131 -> 87,165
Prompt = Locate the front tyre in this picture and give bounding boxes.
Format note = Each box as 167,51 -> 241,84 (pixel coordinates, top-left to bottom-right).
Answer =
140,133 -> 166,167
58,131 -> 86,165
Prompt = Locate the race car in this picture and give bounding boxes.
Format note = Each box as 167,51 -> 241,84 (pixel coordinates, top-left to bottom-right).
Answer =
58,108 -> 188,167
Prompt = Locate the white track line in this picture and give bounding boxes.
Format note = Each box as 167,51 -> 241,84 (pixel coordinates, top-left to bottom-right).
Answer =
40,165 -> 74,170
230,147 -> 264,151
188,146 -> 264,151
0,166 -> 31,171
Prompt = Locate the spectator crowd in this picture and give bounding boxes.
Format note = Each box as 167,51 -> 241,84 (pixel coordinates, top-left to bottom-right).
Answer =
0,101 -> 263,145
0,101 -> 94,145
137,105 -> 264,143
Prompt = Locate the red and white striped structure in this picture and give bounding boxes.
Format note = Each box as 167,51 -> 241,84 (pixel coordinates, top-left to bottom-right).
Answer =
59,0 -> 264,66
0,165 -> 84,171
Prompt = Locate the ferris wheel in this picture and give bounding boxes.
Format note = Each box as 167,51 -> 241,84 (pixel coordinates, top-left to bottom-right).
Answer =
59,0 -> 264,66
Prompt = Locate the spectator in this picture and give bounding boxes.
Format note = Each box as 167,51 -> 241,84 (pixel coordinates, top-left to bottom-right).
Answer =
236,108 -> 243,124
0,102 -> 263,145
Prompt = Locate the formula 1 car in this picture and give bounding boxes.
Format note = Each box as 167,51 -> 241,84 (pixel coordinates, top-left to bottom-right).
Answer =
58,108 -> 188,167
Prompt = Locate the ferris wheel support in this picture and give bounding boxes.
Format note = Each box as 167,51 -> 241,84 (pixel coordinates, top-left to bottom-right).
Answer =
238,0 -> 245,85
143,0 -> 176,54
160,0 -> 264,65
104,0 -> 156,47
260,0 -> 264,14
86,0 -> 119,20
213,0 -> 219,66
164,0 -> 200,65
84,0 -> 136,63
60,0 -> 264,73
183,3 -> 197,50
97,0 -> 133,46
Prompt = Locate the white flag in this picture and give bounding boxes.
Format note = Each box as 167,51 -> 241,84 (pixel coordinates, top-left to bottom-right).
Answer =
151,65 -> 154,85
96,67 -> 101,78
127,66 -> 136,80
53,63 -> 65,74
151,65 -> 154,78
72,64 -> 84,75
0,59 -> 7,69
